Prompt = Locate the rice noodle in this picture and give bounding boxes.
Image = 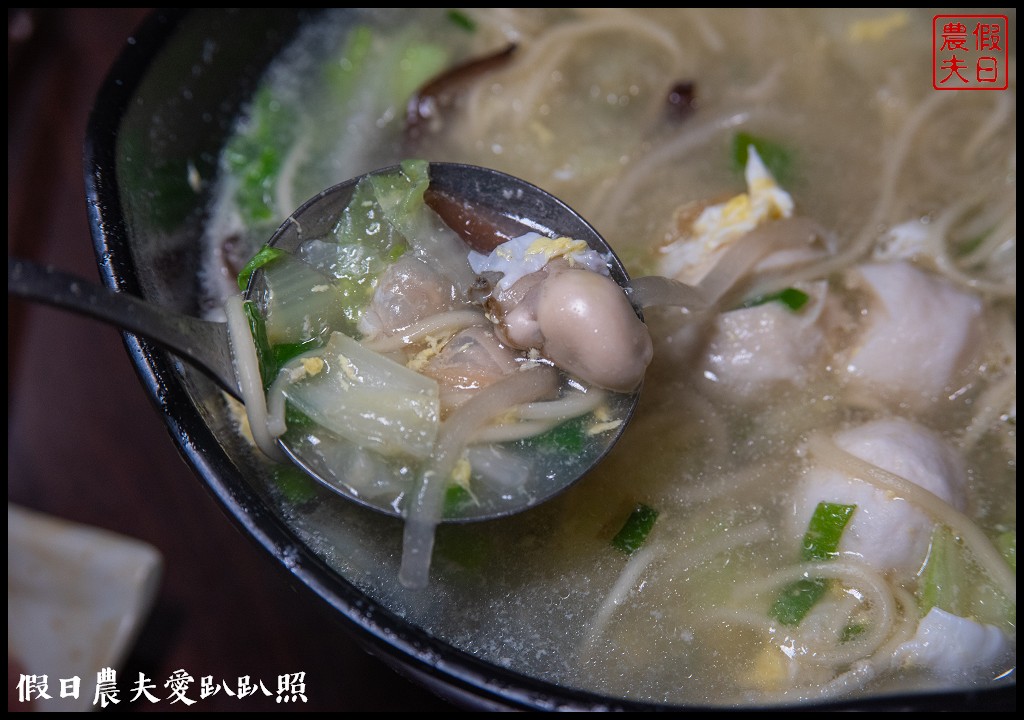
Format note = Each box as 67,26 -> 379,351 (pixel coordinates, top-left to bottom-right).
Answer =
685,8 -> 725,53
585,110 -> 754,228
514,388 -> 606,421
785,90 -> 952,288
661,520 -> 772,576
962,91 -> 1014,162
959,311 -> 1019,454
740,559 -> 896,668
668,459 -> 786,508
265,360 -> 304,438
463,9 -> 688,135
696,216 -> 825,308
399,366 -> 558,588
468,388 -> 607,443
587,521 -> 771,644
223,295 -> 287,461
359,309 -> 490,353
926,192 -> 1017,298
628,274 -> 710,311
960,373 -> 1016,453
751,585 -> 921,704
470,419 -> 558,444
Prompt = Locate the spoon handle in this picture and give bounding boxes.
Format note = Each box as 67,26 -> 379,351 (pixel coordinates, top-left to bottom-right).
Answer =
8,257 -> 240,399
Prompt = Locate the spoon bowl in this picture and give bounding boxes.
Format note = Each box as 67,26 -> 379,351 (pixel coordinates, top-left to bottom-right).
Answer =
9,162 -> 642,524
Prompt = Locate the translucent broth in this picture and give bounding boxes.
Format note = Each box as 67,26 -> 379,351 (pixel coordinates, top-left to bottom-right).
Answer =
201,8 -> 1016,706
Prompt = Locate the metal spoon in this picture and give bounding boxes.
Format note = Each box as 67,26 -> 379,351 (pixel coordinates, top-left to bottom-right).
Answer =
8,162 -> 641,522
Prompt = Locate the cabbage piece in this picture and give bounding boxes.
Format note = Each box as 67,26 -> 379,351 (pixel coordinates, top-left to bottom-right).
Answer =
261,251 -> 348,345
370,158 -> 477,293
282,331 -> 439,459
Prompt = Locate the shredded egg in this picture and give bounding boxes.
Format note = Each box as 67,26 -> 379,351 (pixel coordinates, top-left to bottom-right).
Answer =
659,145 -> 794,282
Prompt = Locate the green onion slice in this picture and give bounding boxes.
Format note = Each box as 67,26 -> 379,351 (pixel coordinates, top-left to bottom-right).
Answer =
612,504 -> 659,555
770,502 -> 855,626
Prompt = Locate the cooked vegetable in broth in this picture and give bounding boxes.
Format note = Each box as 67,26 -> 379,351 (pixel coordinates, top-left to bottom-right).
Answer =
200,8 -> 1015,706
228,159 -> 648,586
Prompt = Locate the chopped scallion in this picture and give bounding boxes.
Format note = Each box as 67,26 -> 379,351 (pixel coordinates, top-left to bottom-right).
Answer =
770,578 -> 827,626
741,287 -> 810,312
770,502 -> 855,626
534,415 -> 588,454
954,232 -> 989,258
801,502 -> 856,561
732,131 -> 793,185
612,504 -> 659,554
447,9 -> 476,32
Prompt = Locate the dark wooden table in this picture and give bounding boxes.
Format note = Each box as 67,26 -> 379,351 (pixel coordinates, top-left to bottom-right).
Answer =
7,9 -> 455,712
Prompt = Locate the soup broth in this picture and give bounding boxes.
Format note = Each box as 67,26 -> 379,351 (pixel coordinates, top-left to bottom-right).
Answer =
200,8 -> 1015,706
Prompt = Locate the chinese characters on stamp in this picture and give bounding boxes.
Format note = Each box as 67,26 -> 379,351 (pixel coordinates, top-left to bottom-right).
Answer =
933,15 -> 1009,90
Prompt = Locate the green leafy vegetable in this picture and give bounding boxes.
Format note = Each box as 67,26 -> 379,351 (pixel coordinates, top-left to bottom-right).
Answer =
223,85 -> 298,226
740,287 -> 810,312
732,131 -> 794,186
770,502 -> 856,626
284,402 -> 317,433
237,245 -> 286,291
612,504 -> 660,555
954,233 -> 988,258
368,158 -> 434,238
226,26 -> 449,244
393,44 -> 450,105
243,300 -> 278,390
242,300 -> 325,390
272,338 -> 324,376
323,25 -> 376,108
324,25 -> 448,118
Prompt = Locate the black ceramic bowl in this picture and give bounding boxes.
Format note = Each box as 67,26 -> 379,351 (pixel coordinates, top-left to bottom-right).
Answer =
85,9 -> 1014,711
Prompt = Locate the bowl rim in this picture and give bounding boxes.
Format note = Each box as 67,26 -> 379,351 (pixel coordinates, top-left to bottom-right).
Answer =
82,8 -> 1016,712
